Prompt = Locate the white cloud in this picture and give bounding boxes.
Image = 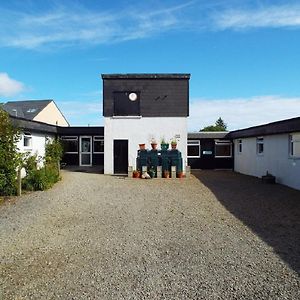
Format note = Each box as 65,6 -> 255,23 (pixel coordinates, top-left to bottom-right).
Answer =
0,73 -> 25,97
0,2 -> 192,49
188,95 -> 300,131
213,4 -> 300,30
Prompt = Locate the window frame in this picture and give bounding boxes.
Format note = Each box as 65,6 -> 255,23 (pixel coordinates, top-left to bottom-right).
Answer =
289,133 -> 300,158
215,140 -> 232,158
187,140 -> 201,158
23,132 -> 32,149
238,139 -> 242,154
61,136 -> 78,154
256,137 -> 264,155
93,136 -> 104,154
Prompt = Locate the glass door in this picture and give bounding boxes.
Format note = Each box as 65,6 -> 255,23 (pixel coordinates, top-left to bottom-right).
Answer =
80,136 -> 92,166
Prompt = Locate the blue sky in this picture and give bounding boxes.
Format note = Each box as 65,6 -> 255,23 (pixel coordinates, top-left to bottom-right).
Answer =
0,0 -> 300,130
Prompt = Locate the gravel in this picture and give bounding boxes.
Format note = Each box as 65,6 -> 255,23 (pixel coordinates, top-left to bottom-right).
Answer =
0,170 -> 299,299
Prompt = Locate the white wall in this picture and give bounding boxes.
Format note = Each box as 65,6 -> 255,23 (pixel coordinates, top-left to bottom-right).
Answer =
234,133 -> 300,190
104,117 -> 187,174
17,132 -> 55,176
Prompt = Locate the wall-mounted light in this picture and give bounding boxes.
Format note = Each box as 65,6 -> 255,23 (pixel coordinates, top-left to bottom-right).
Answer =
129,92 -> 137,101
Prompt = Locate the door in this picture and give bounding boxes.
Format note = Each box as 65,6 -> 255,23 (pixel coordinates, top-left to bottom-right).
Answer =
114,140 -> 128,174
80,136 -> 92,166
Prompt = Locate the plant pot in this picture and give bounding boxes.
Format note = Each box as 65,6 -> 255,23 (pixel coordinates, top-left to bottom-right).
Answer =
133,171 -> 140,178
177,172 -> 184,178
151,143 -> 158,150
164,171 -> 170,178
171,143 -> 177,149
139,144 -> 146,150
161,143 -> 169,151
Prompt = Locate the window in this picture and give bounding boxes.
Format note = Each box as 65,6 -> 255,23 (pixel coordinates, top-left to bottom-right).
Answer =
215,140 -> 232,158
238,139 -> 242,153
187,140 -> 200,158
93,136 -> 104,153
256,137 -> 264,155
290,133 -> 300,158
23,132 -> 32,148
61,136 -> 78,153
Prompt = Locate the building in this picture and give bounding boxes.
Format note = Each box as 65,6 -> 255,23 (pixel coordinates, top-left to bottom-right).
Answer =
228,117 -> 300,190
187,132 -> 233,169
2,100 -> 69,127
102,74 -> 190,174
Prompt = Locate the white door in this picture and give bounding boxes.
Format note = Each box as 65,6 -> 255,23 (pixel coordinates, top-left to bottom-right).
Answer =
80,136 -> 92,166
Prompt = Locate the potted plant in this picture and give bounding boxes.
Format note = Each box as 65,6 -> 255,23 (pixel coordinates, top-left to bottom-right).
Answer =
133,170 -> 140,178
171,138 -> 177,150
177,171 -> 184,178
160,137 -> 169,150
151,139 -> 158,150
164,170 -> 170,178
139,143 -> 146,150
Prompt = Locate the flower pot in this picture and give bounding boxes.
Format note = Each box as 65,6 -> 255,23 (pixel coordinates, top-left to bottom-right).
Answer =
133,171 -> 140,178
164,171 -> 170,178
151,143 -> 158,150
161,143 -> 169,150
171,143 -> 177,149
139,143 -> 146,150
177,172 -> 184,178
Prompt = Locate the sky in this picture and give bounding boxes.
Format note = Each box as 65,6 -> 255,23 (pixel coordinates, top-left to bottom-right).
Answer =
0,0 -> 300,131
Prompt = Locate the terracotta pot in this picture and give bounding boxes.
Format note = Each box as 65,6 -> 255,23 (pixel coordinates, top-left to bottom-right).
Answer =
164,171 -> 170,178
177,172 -> 184,178
171,143 -> 177,149
133,171 -> 140,178
139,143 -> 146,150
151,143 -> 158,150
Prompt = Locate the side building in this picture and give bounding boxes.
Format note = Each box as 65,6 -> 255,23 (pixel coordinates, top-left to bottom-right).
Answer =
102,74 -> 190,175
228,117 -> 300,190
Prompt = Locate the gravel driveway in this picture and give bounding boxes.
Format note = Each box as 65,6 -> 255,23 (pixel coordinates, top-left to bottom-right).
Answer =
1,170 -> 299,299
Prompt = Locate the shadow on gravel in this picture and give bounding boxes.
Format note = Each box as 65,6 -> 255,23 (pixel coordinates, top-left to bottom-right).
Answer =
63,165 -> 104,174
193,170 -> 300,275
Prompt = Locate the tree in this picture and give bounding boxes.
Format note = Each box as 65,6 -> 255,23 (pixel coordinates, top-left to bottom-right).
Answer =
0,108 -> 21,195
200,117 -> 227,132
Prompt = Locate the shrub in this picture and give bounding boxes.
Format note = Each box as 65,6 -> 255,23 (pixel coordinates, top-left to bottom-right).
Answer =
22,139 -> 62,192
0,108 -> 21,196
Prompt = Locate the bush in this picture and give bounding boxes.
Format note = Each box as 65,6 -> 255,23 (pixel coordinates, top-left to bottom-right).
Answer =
0,108 -> 21,196
22,139 -> 62,192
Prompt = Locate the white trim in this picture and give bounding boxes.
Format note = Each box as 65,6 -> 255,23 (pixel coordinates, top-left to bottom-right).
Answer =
215,140 -> 232,158
80,136 -> 92,166
187,140 -> 201,158
93,136 -> 104,154
61,136 -> 78,154
111,116 -> 142,119
256,137 -> 264,156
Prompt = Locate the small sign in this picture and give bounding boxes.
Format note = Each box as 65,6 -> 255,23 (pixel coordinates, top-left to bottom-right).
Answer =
203,150 -> 213,155
175,134 -> 180,139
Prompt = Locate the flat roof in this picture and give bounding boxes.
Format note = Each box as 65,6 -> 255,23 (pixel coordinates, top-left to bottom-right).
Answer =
101,73 -> 190,79
227,116 -> 300,139
188,132 -> 229,139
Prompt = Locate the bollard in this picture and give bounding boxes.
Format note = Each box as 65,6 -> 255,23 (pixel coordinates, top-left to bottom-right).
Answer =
171,166 -> 176,179
128,166 -> 133,178
17,168 -> 22,196
156,166 -> 162,178
185,166 -> 191,178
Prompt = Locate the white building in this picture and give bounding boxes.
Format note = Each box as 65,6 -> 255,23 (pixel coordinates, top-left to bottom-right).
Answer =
229,117 -> 300,190
102,74 -> 190,175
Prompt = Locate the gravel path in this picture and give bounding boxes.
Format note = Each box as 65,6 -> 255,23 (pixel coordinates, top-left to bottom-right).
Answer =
0,170 -> 299,299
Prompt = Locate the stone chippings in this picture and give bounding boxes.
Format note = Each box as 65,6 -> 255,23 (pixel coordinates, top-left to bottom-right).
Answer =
0,170 -> 299,299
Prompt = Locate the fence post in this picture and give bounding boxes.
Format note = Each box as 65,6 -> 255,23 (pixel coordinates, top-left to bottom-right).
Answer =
57,160 -> 61,176
17,168 -> 22,196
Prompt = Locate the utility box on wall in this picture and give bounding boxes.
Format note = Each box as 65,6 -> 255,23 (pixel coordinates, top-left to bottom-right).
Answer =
102,73 -> 190,175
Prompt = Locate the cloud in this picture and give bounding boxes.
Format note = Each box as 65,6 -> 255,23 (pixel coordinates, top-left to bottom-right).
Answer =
188,95 -> 300,131
213,4 -> 300,30
0,2 -> 193,49
0,73 -> 25,97
57,99 -> 103,126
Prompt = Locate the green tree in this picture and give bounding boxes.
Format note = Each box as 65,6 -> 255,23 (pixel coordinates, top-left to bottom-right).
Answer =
0,108 -> 21,195
200,117 -> 227,132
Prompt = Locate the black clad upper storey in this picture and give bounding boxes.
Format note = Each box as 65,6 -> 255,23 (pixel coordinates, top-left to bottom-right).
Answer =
102,73 -> 190,117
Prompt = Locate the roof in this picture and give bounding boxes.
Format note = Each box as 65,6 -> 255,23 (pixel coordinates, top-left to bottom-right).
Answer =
227,116 -> 300,139
188,132 -> 229,139
2,100 -> 52,120
101,73 -> 191,79
9,115 -> 58,134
